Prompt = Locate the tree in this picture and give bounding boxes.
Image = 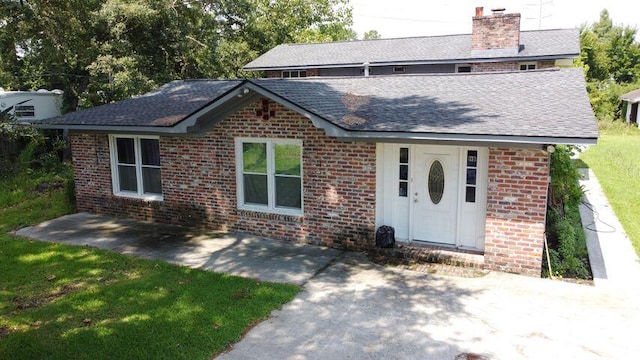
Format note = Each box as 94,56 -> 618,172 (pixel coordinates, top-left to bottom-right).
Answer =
0,0 -> 354,110
363,30 -> 381,40
579,9 -> 640,121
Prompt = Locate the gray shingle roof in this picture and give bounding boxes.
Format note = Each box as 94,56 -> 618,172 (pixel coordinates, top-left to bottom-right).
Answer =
44,80 -> 243,126
243,29 -> 579,70
620,88 -> 640,102
39,68 -> 597,143
253,68 -> 597,139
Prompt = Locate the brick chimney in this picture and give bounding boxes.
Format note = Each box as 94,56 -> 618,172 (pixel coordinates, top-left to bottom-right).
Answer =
472,7 -> 521,53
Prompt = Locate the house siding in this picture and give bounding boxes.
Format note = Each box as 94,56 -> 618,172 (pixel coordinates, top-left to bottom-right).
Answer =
70,99 -> 377,250
484,148 -> 549,276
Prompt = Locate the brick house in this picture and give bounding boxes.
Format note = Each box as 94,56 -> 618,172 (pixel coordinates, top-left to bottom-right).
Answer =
38,8 -> 597,276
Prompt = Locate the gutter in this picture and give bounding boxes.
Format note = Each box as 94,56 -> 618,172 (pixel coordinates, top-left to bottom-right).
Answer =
243,54 -> 579,72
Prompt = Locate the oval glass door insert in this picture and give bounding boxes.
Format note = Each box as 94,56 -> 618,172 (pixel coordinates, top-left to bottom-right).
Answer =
428,160 -> 445,204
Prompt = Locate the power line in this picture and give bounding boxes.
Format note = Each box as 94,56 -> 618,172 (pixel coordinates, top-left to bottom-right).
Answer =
353,12 -> 467,24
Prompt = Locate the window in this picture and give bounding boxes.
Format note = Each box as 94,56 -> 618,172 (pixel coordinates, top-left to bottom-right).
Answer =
519,62 -> 536,71
399,147 -> 409,197
236,138 -> 303,215
465,150 -> 478,203
456,64 -> 472,73
109,135 -> 162,200
428,160 -> 445,204
393,66 -> 406,74
282,70 -> 307,78
15,105 -> 35,118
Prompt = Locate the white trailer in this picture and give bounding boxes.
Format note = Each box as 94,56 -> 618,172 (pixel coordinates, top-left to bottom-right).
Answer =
0,88 -> 63,121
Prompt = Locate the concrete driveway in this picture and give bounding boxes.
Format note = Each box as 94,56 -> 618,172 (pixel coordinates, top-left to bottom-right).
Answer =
15,213 -> 640,359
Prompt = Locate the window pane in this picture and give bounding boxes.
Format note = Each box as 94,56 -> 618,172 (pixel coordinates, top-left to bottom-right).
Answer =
275,144 -> 301,175
399,164 -> 408,180
399,147 -> 408,163
466,186 -> 476,203
520,64 -> 527,71
428,160 -> 445,205
140,139 -> 160,166
299,70 -> 307,77
243,143 -> 267,173
466,168 -> 477,185
142,167 -> 162,195
118,165 -> 137,192
466,150 -> 478,167
244,174 -> 268,205
399,182 -> 408,197
116,138 -> 135,164
275,176 -> 301,208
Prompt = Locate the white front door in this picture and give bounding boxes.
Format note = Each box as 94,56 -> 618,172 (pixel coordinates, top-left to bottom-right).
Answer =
412,148 -> 459,244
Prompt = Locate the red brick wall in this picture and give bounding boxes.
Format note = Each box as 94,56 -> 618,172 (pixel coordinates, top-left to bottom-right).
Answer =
471,62 -> 518,72
472,12 -> 521,51
70,99 -> 377,249
484,147 -> 550,276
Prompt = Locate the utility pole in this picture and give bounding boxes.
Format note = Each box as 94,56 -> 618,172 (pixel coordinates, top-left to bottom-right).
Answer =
526,0 -> 553,29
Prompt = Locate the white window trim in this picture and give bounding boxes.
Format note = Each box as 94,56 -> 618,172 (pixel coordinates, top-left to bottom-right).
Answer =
455,64 -> 472,73
109,134 -> 163,201
518,62 -> 537,71
281,70 -> 307,78
235,138 -> 303,216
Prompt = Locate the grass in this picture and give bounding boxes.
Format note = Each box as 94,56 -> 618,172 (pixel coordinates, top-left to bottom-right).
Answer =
580,123 -> 640,257
0,164 -> 300,359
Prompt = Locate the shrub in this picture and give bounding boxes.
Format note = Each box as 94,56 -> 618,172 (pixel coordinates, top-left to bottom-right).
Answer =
544,145 -> 591,279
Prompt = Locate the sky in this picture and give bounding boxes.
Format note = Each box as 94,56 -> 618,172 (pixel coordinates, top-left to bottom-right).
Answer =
351,0 -> 640,39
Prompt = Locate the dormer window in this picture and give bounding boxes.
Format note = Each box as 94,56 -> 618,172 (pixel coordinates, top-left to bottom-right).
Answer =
519,62 -> 536,71
282,70 -> 307,78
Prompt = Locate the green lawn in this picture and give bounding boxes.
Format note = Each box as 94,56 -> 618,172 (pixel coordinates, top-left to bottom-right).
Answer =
580,131 -> 640,257
0,167 -> 299,359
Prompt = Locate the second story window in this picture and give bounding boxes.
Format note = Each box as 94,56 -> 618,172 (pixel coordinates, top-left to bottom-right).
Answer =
282,70 -> 307,78
519,62 -> 536,71
456,64 -> 471,73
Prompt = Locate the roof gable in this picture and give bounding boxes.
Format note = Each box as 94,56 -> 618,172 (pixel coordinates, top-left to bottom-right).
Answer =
243,29 -> 580,71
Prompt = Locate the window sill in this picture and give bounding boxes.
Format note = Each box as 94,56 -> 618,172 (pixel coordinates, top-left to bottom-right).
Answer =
113,192 -> 164,202
237,208 -> 304,223
238,204 -> 303,217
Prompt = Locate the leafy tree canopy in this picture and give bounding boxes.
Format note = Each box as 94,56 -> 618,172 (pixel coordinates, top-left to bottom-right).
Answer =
363,30 -> 381,40
0,0 -> 354,111
579,9 -> 640,121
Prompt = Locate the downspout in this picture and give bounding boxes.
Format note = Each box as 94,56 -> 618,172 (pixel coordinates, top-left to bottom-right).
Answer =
363,62 -> 370,77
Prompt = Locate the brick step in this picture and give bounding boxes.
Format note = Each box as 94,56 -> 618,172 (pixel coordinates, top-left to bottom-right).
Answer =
367,242 -> 485,269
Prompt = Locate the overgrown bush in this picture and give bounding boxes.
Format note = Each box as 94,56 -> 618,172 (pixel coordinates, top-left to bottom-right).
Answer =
0,116 -> 74,209
544,145 -> 591,279
587,80 -> 640,122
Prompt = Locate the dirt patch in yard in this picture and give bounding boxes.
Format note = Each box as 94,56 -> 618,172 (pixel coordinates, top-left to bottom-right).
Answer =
0,325 -> 10,338
12,282 -> 83,310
